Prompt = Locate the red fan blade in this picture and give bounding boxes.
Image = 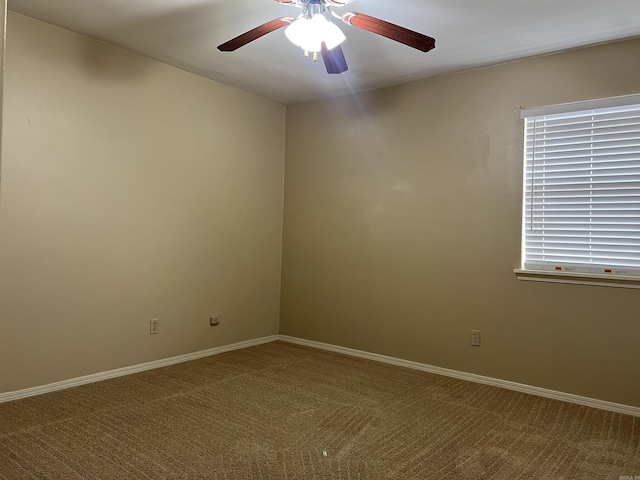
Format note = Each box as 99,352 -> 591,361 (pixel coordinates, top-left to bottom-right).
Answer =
342,12 -> 435,52
218,17 -> 293,52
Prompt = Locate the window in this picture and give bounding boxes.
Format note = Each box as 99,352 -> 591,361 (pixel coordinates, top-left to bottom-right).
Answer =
517,94 -> 640,286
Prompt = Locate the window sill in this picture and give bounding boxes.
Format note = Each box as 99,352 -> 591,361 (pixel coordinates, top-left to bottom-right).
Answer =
513,269 -> 640,289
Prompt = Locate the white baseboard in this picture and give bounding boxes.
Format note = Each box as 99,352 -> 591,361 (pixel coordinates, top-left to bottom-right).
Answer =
0,335 -> 280,404
279,335 -> 640,418
4,333 -> 638,418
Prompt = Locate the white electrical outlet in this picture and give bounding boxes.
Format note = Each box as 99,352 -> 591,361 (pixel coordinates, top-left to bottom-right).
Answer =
471,330 -> 481,346
150,318 -> 159,335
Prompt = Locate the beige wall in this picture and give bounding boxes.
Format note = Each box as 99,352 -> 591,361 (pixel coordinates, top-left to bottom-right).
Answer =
281,39 -> 640,407
2,11 -> 639,409
0,0 -> 4,186
0,13 -> 285,392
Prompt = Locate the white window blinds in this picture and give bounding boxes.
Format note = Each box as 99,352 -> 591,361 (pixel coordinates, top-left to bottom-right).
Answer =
521,95 -> 640,277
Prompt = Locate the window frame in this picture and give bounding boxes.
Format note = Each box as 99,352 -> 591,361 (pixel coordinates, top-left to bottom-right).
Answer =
514,94 -> 640,289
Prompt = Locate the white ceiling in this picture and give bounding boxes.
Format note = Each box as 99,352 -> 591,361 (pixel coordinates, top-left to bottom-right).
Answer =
8,0 -> 640,104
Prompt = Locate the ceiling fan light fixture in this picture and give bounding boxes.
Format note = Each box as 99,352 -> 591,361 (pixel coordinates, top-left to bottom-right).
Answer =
323,20 -> 346,50
284,16 -> 309,47
284,13 -> 345,53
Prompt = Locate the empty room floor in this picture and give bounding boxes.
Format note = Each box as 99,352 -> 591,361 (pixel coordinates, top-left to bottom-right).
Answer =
1,341 -> 638,479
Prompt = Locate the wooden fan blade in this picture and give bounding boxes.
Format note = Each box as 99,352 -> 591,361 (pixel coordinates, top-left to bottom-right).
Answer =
321,43 -> 348,74
218,17 -> 293,52
342,12 -> 435,52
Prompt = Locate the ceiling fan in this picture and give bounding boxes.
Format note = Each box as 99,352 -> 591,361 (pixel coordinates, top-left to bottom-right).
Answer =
217,0 -> 435,75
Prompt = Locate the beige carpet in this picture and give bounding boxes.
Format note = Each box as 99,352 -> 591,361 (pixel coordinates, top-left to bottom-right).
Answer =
0,341 -> 638,479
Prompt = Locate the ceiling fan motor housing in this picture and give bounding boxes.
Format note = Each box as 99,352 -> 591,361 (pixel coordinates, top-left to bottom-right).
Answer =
301,0 -> 326,19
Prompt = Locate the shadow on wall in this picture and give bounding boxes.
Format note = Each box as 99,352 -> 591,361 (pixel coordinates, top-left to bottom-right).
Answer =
77,1 -> 237,81
77,42 -> 153,81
